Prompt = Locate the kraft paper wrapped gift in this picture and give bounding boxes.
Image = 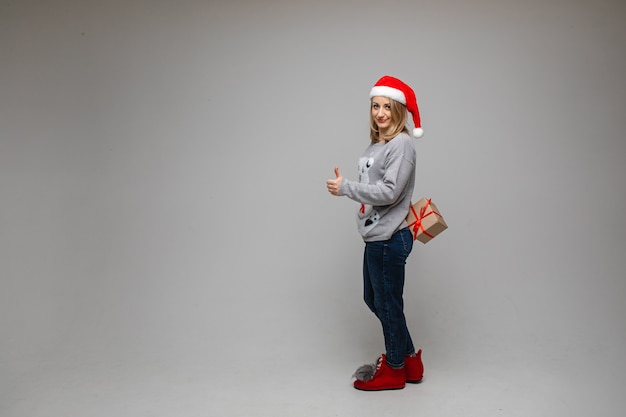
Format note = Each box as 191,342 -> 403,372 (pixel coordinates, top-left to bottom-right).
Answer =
406,198 -> 448,243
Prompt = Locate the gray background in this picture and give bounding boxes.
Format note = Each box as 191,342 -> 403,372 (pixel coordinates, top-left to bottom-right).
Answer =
2,0 -> 625,416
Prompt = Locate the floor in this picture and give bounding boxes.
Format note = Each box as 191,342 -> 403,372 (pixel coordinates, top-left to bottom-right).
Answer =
3,335 -> 624,417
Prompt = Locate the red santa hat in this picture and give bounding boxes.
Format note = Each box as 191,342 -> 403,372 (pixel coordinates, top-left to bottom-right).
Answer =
369,75 -> 424,138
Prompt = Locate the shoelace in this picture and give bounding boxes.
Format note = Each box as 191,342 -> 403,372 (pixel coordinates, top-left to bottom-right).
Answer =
374,356 -> 383,372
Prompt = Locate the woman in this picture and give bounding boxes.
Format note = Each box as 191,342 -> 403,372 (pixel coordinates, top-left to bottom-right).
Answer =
326,75 -> 424,391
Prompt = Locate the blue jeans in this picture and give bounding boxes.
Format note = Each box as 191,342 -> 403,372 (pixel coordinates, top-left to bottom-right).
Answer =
363,227 -> 415,368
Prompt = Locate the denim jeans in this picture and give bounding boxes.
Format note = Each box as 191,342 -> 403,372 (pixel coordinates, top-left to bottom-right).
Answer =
363,227 -> 415,368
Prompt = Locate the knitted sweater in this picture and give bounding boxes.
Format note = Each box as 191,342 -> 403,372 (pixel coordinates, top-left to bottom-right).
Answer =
339,132 -> 416,242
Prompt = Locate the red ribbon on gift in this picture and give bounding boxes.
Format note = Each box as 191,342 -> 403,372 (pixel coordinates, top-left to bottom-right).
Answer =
408,198 -> 441,241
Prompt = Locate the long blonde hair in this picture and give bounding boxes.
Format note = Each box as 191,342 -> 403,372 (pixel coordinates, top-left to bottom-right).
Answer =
369,98 -> 409,143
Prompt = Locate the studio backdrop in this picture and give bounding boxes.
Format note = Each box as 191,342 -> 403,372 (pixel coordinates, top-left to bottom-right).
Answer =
1,0 -> 625,416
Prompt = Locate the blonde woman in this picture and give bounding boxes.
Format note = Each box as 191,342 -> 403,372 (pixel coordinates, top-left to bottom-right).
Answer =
327,76 -> 424,391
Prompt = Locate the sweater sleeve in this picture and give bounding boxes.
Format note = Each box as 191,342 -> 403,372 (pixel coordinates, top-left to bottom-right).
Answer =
339,136 -> 414,206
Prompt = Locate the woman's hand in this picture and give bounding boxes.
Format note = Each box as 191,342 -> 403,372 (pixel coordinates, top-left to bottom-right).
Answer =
326,166 -> 343,196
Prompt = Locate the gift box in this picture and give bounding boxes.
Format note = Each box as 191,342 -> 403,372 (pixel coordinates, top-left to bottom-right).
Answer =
406,197 -> 448,243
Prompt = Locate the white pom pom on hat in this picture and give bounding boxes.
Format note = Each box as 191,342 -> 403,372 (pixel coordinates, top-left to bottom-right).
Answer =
369,75 -> 424,138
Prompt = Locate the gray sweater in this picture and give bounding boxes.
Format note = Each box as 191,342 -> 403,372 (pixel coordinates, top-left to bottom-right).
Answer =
339,132 -> 416,242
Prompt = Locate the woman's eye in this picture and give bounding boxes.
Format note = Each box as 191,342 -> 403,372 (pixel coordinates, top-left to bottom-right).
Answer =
385,105 -> 391,110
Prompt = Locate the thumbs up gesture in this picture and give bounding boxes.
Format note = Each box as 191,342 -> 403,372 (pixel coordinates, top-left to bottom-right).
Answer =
326,166 -> 343,196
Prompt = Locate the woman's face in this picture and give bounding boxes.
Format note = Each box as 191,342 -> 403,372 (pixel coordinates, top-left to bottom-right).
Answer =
371,96 -> 392,134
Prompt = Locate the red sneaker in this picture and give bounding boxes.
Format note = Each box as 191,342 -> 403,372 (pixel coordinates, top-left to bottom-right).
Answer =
405,349 -> 424,383
353,354 -> 406,391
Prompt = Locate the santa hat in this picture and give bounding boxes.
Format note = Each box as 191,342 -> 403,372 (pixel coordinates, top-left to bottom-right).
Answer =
369,75 -> 424,138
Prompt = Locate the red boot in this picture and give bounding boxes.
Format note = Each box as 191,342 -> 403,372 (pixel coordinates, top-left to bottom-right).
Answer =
405,349 -> 424,383
353,354 -> 406,391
